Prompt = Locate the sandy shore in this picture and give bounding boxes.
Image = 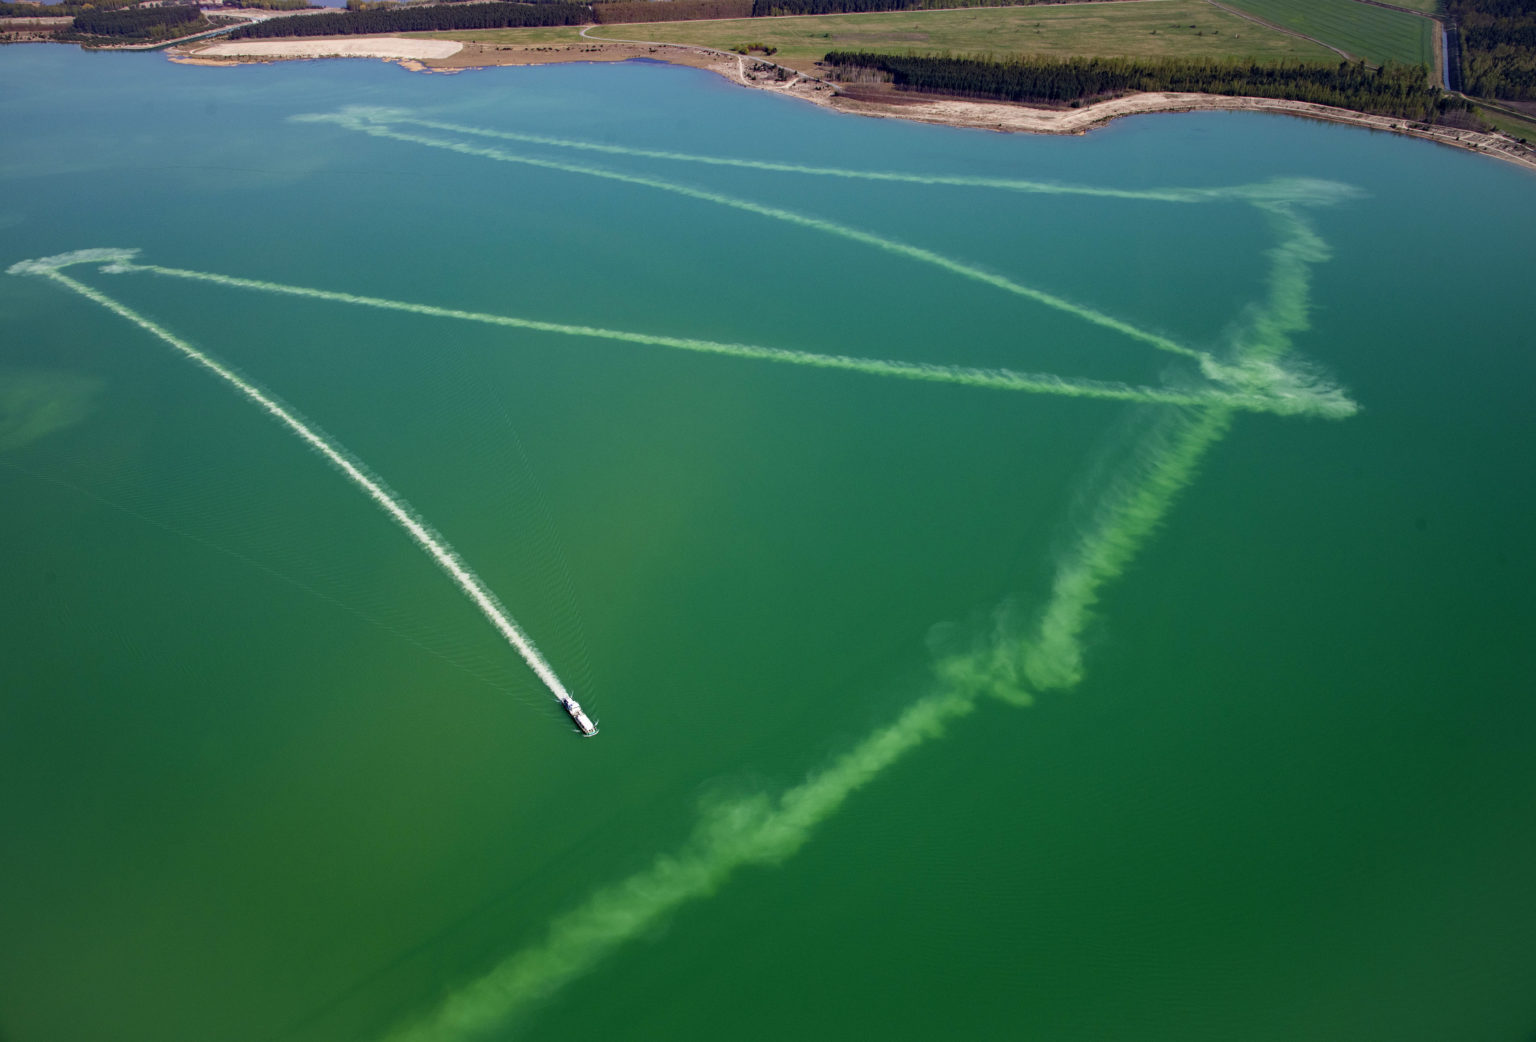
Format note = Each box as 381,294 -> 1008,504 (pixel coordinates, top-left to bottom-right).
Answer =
172,33 -> 1536,173
182,36 -> 463,61
826,87 -> 1536,172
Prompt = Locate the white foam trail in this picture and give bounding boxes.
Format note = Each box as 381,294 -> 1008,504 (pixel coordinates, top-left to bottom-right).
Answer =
367,191 -> 1353,1042
6,185 -> 1353,1040
356,110 -> 1355,210
21,263 -> 577,708
305,112 -> 1361,412
300,111 -> 1210,366
86,258 -> 1345,417
101,258 -> 1317,413
7,247 -> 139,276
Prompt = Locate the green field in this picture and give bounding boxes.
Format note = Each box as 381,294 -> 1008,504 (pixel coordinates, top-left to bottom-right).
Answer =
1476,105 -> 1536,142
435,1 -> 1340,73
1218,0 -> 1435,67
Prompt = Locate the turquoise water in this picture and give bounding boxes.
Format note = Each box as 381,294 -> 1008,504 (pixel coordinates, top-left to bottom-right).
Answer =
2,45 -> 1534,1042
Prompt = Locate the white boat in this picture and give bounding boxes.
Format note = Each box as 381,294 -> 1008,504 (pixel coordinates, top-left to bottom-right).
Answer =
560,695 -> 598,737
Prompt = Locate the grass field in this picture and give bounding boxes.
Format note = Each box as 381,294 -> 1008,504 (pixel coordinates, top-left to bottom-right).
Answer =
1475,105 -> 1536,143
432,1 -> 1340,73
1218,0 -> 1434,67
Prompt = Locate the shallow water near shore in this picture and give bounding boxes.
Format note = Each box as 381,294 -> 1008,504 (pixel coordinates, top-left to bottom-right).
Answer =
2,44 -> 1535,1042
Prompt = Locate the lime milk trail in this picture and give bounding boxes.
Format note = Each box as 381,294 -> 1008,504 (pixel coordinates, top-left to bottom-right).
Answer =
7,190 -> 1351,1041
300,109 -> 1359,420
370,194 -> 1350,1040
90,256 -> 1339,416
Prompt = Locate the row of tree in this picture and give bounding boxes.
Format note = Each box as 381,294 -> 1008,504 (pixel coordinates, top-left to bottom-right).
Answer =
1,0 -> 137,17
569,0 -> 1045,27
70,4 -> 203,37
229,1 -> 590,37
1448,0 -> 1536,100
823,52 -> 1482,124
593,0 -> 751,23
752,0 -> 1022,15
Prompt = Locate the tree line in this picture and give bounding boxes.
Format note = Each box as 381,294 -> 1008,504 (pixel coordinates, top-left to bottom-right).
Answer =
581,0 -> 1060,27
2,0 -> 137,17
229,1 -> 590,37
823,52 -> 1482,123
752,0 -> 1024,16
1448,0 -> 1536,100
593,0 -> 750,23
70,4 -> 204,38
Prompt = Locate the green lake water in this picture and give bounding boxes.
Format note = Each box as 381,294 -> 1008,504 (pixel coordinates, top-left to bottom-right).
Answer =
1,45 -> 1533,1042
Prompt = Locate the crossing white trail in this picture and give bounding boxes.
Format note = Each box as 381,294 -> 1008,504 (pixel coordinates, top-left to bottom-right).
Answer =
9,251 -> 579,711
8,191 -> 1353,1040
73,255 -> 1349,417
299,110 -> 1213,368
1019,201 -> 1337,691
369,198 -> 1351,1042
303,110 -> 1361,412
375,396 -> 1235,1042
350,108 -> 1356,211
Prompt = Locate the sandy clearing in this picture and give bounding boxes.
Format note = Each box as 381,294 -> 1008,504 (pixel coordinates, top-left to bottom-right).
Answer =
193,37 -> 463,60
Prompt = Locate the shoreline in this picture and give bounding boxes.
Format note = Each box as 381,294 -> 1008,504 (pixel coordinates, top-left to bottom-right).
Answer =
169,34 -> 1536,174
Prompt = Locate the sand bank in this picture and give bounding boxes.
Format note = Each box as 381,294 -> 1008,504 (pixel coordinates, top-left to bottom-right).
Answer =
187,36 -> 463,61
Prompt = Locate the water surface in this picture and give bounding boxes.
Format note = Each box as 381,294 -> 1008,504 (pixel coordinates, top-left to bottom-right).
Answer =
1,45 -> 1534,1042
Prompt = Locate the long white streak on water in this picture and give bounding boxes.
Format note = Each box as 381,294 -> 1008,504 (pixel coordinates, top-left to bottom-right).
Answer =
99,259 -> 1333,414
324,111 -> 1361,408
301,112 -> 1209,366
354,111 -> 1355,209
370,191 -> 1353,1040
4,195 -> 1348,1040
29,265 -> 577,708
